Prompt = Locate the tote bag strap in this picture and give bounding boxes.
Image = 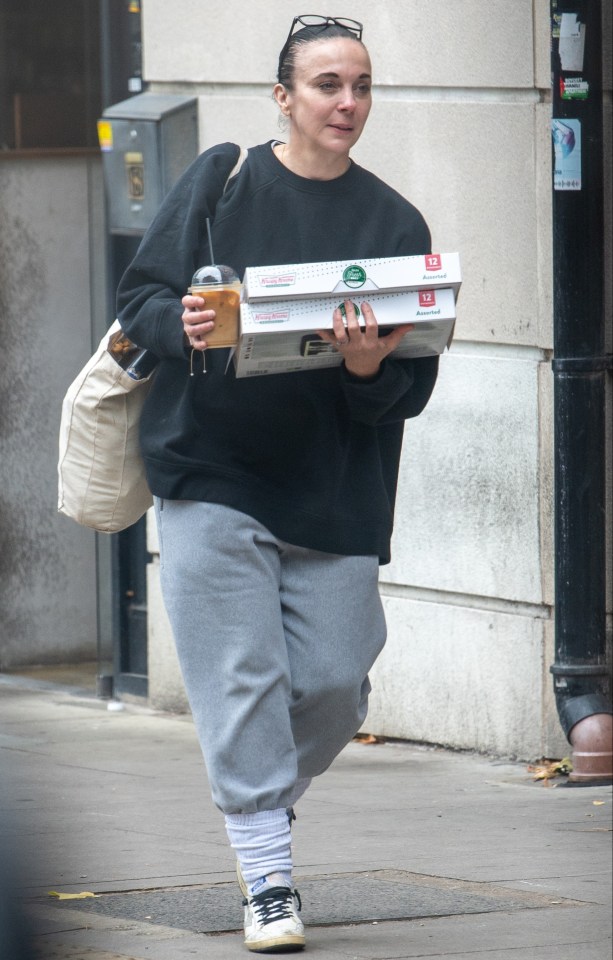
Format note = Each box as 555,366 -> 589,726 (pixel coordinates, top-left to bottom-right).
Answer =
223,146 -> 248,191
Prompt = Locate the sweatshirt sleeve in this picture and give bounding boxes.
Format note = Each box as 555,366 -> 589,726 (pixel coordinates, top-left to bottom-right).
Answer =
338,208 -> 439,427
340,355 -> 439,425
116,143 -> 241,359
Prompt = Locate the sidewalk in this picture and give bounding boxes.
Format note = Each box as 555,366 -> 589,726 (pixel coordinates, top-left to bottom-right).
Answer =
0,673 -> 611,960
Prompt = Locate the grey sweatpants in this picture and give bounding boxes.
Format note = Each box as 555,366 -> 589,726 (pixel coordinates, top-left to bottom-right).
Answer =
155,500 -> 387,814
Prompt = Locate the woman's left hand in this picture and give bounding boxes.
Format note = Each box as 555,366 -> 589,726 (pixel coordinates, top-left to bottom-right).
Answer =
317,300 -> 414,379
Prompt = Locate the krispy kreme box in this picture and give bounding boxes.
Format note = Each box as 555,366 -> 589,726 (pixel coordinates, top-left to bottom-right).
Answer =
242,252 -> 461,302
234,285 -> 458,379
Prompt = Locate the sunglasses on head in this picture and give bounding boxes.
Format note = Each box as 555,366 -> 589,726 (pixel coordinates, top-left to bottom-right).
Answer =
284,14 -> 363,46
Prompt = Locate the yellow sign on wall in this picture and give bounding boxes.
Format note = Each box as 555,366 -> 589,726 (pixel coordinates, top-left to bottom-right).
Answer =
97,120 -> 113,152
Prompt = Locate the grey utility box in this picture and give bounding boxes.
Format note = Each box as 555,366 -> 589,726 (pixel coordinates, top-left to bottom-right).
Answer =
99,93 -> 198,235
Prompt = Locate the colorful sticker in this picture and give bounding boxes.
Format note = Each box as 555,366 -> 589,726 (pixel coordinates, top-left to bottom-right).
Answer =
560,76 -> 589,100
552,12 -> 561,40
552,119 -> 581,190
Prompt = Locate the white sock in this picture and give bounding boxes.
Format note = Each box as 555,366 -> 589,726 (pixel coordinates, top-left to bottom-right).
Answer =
224,808 -> 292,895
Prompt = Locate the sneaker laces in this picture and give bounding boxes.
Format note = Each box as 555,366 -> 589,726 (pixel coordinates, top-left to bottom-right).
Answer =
246,886 -> 302,927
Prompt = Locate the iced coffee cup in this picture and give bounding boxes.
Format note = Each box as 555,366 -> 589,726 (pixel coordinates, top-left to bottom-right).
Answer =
188,264 -> 242,349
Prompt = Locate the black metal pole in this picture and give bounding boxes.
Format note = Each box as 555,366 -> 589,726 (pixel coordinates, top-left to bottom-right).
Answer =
549,0 -> 612,766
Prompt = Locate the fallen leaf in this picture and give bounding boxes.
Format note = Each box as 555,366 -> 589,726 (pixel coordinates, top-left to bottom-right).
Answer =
527,757 -> 573,782
353,733 -> 385,745
593,800 -> 605,806
47,890 -> 98,900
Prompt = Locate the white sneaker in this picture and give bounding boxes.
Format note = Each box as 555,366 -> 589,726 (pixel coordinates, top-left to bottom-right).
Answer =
243,885 -> 305,953
237,861 -> 248,897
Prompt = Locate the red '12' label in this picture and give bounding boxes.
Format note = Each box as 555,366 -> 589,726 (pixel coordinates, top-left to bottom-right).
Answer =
419,290 -> 436,307
425,254 -> 442,271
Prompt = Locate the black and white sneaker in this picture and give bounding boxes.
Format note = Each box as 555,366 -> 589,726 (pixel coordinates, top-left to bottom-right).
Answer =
243,885 -> 305,953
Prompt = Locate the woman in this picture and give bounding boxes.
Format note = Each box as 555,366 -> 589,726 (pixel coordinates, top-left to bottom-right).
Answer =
117,14 -> 439,954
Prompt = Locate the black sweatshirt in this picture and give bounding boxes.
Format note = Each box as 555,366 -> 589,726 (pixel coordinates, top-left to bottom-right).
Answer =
117,141 -> 439,563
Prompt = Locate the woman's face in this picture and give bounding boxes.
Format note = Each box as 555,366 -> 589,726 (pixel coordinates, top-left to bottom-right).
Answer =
276,38 -> 372,157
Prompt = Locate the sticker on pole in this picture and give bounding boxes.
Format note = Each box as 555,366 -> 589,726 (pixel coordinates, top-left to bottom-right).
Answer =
552,119 -> 581,191
558,13 -> 586,72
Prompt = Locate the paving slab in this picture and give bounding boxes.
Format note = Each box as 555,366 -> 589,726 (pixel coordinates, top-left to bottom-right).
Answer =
0,675 -> 610,960
45,869 -> 570,932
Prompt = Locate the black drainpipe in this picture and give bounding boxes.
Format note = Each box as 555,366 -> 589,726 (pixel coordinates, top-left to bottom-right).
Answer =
550,0 -> 612,782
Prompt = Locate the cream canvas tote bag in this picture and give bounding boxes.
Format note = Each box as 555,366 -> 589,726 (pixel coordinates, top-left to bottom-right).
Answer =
57,146 -> 248,534
57,320 -> 154,533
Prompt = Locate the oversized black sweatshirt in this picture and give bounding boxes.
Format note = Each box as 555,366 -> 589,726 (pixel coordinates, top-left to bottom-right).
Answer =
117,141 -> 439,563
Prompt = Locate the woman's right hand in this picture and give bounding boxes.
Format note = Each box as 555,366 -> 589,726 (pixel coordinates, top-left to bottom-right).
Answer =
182,295 -> 216,351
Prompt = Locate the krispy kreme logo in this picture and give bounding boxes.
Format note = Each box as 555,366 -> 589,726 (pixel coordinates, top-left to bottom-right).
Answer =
259,274 -> 296,288
253,310 -> 289,323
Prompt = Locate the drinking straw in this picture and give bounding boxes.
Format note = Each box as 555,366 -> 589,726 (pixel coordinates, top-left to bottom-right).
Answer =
206,218 -> 215,264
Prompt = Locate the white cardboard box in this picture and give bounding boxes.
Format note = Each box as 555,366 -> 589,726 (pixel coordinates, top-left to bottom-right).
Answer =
234,286 -> 457,378
243,252 -> 461,302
